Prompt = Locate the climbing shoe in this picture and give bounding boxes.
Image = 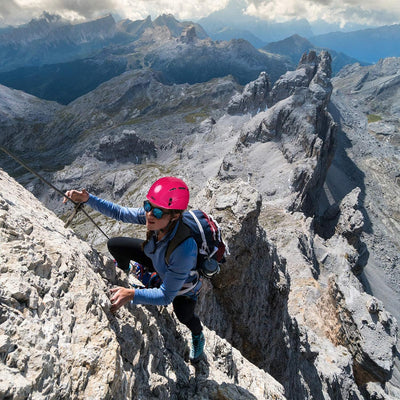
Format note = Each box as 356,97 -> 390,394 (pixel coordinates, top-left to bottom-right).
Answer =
189,332 -> 205,363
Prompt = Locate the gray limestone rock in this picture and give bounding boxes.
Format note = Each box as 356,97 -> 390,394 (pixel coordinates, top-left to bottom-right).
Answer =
336,187 -> 364,246
0,168 -> 285,400
268,50 -> 332,107
1,45 -> 399,400
227,71 -> 270,115
220,51 -> 337,216
94,130 -> 157,163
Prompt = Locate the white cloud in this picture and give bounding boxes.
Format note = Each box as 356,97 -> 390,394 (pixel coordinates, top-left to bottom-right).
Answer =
245,0 -> 400,26
14,0 -> 119,20
114,0 -> 229,21
1,0 -> 229,26
0,0 -> 399,27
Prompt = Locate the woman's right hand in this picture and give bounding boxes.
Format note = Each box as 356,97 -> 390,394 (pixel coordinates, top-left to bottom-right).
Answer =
63,189 -> 90,204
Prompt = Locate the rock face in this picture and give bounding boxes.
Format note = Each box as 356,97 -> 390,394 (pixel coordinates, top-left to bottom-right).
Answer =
227,71 -> 270,115
195,179 -> 291,372
94,131 -> 157,163
0,169 -> 285,400
191,52 -> 398,399
1,50 -> 399,400
221,51 -> 336,216
328,57 -> 400,396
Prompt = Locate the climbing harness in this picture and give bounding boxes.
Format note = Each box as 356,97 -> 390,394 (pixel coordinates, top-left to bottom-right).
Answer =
0,145 -> 110,240
177,270 -> 200,295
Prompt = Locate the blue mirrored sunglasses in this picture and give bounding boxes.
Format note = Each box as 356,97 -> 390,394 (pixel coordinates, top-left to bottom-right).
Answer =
143,200 -> 169,219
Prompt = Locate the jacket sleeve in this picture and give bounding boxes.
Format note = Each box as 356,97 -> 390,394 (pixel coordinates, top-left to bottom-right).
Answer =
86,194 -> 146,224
132,238 -> 197,306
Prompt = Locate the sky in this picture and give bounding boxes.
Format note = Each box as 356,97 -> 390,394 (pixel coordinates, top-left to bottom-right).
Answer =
0,0 -> 399,28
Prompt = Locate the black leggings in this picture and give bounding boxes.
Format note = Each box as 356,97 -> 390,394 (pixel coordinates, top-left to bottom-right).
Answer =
107,236 -> 202,335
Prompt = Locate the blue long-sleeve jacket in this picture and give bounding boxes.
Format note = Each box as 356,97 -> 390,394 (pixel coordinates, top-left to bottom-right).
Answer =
86,194 -> 199,306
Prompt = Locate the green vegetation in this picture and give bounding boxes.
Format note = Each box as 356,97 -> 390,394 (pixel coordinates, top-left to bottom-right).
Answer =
367,114 -> 382,123
184,111 -> 209,123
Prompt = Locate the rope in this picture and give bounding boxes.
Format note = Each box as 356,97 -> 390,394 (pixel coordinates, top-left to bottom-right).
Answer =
0,145 -> 110,240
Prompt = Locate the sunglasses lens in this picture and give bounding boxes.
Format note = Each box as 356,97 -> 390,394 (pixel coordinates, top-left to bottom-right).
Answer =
143,200 -> 164,219
143,200 -> 152,212
152,208 -> 164,219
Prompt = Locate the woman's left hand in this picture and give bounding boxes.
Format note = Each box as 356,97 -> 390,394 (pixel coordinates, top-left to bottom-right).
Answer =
110,287 -> 135,313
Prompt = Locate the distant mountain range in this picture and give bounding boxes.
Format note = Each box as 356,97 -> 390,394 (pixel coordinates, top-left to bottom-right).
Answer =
310,24 -> 400,63
197,0 -> 313,46
263,34 -> 367,75
0,13 -> 290,104
196,0 -> 399,64
0,13 -> 123,72
0,5 -> 398,105
0,12 -> 207,73
196,0 -> 379,46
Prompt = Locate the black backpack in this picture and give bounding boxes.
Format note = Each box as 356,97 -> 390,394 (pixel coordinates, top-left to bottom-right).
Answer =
165,210 -> 229,278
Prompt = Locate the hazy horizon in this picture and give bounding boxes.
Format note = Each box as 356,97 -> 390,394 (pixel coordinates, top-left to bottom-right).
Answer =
1,0 -> 399,30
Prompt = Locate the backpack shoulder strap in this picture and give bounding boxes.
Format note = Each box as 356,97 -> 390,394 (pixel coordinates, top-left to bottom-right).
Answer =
165,220 -> 192,265
188,210 -> 208,254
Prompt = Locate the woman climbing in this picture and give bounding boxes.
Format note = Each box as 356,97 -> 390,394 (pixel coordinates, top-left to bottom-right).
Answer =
63,176 -> 205,363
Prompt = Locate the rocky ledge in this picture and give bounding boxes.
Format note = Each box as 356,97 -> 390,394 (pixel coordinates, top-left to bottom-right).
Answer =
0,169 -> 285,400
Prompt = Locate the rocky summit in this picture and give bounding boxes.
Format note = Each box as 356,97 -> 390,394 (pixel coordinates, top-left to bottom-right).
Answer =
0,50 -> 399,400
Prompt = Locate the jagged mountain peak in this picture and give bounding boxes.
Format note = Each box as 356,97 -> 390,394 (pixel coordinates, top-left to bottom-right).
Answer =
117,15 -> 153,35
0,11 -> 68,44
266,34 -> 313,50
30,11 -> 65,26
0,12 -> 117,45
152,13 -> 208,39
0,13 -> 121,72
154,13 -> 179,24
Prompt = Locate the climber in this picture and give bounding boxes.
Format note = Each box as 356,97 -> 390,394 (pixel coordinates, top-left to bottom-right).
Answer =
63,177 -> 205,363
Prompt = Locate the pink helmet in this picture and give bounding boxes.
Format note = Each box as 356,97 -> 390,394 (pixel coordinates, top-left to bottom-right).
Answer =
146,177 -> 190,210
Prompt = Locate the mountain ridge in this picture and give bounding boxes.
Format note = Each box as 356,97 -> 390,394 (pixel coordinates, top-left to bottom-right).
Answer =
0,13 -> 123,72
311,24 -> 400,63
0,20 -> 290,104
263,34 -> 368,75
1,50 -> 398,399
